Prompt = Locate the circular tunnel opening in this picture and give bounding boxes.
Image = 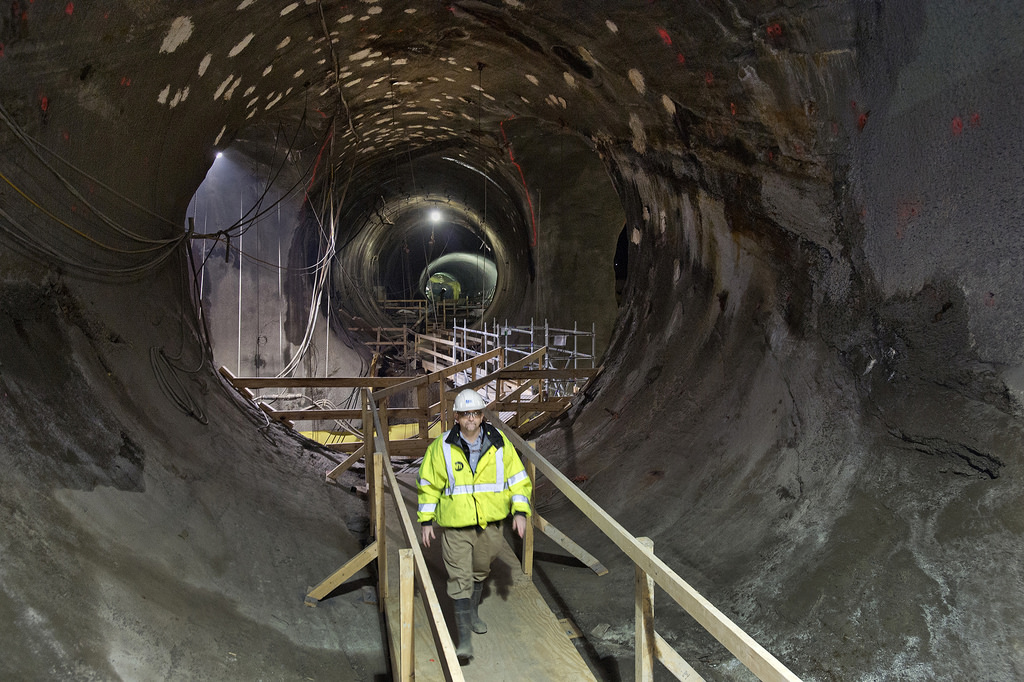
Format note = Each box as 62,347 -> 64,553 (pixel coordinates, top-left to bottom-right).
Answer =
329,148 -> 534,333
376,202 -> 498,328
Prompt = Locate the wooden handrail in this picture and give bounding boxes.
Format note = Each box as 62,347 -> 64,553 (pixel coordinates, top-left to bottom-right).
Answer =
371,346 -> 503,403
220,375 -> 407,389
486,409 -> 802,682
368,393 -> 465,681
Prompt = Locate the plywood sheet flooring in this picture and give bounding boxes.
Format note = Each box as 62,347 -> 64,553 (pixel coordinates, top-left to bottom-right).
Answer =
384,474 -> 596,682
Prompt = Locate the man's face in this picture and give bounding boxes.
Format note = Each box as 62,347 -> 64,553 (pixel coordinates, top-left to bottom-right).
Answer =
456,410 -> 483,434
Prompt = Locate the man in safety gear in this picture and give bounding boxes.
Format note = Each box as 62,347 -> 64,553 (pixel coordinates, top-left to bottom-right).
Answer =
417,387 -> 532,662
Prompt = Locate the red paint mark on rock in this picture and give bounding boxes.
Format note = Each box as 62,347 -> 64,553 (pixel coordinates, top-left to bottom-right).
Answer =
951,116 -> 963,136
657,27 -> 672,46
120,76 -> 131,87
857,111 -> 869,130
39,95 -> 49,111
970,112 -> 981,128
0,43 -> 4,58
676,53 -> 685,65
64,2 -> 73,15
62,130 -> 70,141
849,100 -> 858,111
896,199 -> 923,239
730,102 -> 736,116
704,70 -> 714,85
766,23 -> 782,39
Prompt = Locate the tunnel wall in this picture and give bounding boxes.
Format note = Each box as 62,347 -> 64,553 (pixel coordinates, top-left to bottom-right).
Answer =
0,261 -> 386,678
535,3 -> 1024,679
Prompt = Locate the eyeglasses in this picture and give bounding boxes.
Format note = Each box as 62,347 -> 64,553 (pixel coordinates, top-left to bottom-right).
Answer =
457,411 -> 483,419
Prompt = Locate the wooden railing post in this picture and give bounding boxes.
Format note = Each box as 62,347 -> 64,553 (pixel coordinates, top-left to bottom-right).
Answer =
636,536 -> 656,682
374,450 -> 387,612
398,548 -> 415,682
522,458 -> 536,577
417,383 -> 430,441
363,391 -> 375,534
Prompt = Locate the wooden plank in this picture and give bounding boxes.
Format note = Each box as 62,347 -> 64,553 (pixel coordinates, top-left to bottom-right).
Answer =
492,400 -> 569,412
416,333 -> 456,347
398,549 -> 415,682
371,373 -> 431,403
385,476 -> 595,682
655,631 -> 706,681
326,439 -> 429,457
325,445 -> 364,481
522,459 -> 536,577
305,540 -> 378,603
494,369 -> 598,380
636,537 -> 655,682
225,375 -> 407,389
371,405 -> 464,680
451,347 -> 548,393
374,451 -> 387,613
267,407 -> 425,421
487,412 -> 802,682
514,406 -> 568,435
468,532 -> 597,681
534,514 -> 608,576
417,384 -> 430,441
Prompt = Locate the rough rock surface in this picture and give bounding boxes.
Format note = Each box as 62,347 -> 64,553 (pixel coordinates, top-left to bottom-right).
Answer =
1,1 -> 1022,680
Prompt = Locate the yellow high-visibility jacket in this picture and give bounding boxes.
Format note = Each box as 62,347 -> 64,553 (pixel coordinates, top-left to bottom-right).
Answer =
417,423 -> 532,528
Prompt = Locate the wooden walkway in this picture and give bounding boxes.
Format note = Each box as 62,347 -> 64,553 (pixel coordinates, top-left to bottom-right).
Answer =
384,473 -> 596,681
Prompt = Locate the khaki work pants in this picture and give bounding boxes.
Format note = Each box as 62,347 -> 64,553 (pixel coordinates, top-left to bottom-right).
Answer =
441,522 -> 502,600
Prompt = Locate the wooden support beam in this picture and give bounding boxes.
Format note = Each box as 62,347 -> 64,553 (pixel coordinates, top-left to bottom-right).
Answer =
417,384 -> 430,441
636,537 -> 656,682
265,407 -> 426,422
304,540 -> 378,605
222,376 -> 407,389
655,631 -> 706,681
494,369 -> 598,380
449,347 -> 548,393
325,445 -> 365,481
487,411 -> 802,682
368,402 -> 464,681
374,451 -> 387,613
522,459 -> 536,577
492,399 -> 570,412
398,549 -> 415,682
534,514 -> 609,576
364,394 -> 375,534
325,439 -> 429,457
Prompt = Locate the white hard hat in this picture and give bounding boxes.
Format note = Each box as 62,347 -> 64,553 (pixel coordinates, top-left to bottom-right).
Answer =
453,388 -> 487,412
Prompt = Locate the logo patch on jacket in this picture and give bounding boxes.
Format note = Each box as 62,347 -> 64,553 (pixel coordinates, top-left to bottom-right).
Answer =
454,462 -> 464,471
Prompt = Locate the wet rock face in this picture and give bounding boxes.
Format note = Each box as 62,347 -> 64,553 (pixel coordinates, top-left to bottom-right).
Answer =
0,280 -> 145,492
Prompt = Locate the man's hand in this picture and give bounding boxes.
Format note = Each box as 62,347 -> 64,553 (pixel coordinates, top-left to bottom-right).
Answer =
513,514 -> 527,538
421,524 -> 435,547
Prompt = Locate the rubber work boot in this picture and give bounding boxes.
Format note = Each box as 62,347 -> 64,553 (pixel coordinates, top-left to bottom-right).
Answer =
453,598 -> 474,662
470,582 -> 488,634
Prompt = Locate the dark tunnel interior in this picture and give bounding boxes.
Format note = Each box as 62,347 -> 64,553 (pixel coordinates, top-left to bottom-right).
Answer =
2,1 -> 1024,680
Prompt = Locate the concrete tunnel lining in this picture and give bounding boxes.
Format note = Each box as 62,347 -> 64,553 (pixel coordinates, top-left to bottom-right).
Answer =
1,1 -> 1024,680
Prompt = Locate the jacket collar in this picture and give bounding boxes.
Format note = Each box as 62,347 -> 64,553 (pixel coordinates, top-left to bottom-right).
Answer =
446,422 -> 502,451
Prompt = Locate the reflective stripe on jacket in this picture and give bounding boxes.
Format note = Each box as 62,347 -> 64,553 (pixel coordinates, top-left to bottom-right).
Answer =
417,423 -> 532,528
